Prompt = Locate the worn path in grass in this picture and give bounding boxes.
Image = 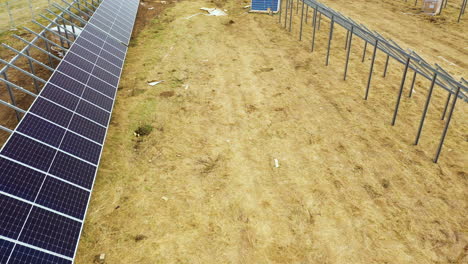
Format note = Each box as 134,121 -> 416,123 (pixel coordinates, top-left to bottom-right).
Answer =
76,0 -> 467,263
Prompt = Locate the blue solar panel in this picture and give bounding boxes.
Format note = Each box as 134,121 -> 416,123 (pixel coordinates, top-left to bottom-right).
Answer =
62,52 -> 94,74
1,134 -> 56,172
251,0 -> 280,12
69,44 -> 99,63
0,0 -> 139,261
60,132 -> 101,164
87,75 -> 117,98
0,194 -> 32,239
30,98 -> 73,127
82,87 -> 114,111
19,207 -> 81,258
73,37 -> 101,56
102,43 -> 126,60
99,49 -> 123,68
57,61 -> 89,84
76,100 -> 110,126
17,114 -> 66,148
49,152 -> 96,189
78,31 -> 105,48
49,72 -> 85,96
36,177 -> 89,219
40,83 -> 80,111
92,66 -> 119,86
85,25 -> 109,42
9,244 -> 71,264
0,157 -> 46,201
90,19 -> 111,33
0,239 -> 14,263
68,115 -> 107,144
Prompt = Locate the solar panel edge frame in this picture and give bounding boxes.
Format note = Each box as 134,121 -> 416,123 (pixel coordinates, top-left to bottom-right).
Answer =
0,0 -> 140,262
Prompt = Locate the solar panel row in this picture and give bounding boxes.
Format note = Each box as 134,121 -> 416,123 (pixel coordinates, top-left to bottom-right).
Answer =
0,0 -> 140,262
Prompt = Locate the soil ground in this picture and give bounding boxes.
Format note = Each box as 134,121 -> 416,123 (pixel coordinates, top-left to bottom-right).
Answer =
67,0 -> 465,263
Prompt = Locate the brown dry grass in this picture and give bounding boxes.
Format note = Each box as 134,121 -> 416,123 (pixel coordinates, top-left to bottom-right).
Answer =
76,0 -> 467,263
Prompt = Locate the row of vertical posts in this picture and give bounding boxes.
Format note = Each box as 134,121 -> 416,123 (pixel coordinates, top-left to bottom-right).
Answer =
276,0 -> 465,163
2,0 -> 59,31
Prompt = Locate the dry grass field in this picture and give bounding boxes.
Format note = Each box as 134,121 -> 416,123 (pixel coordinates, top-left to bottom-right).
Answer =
74,0 -> 467,263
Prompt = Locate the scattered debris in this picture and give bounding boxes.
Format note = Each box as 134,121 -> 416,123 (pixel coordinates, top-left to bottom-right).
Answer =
148,7 -> 154,10
161,196 -> 169,201
134,234 -> 148,242
437,56 -> 457,66
159,91 -> 175,97
185,13 -> 203,20
244,5 -> 250,9
183,84 -> 189,90
381,179 -> 390,189
223,19 -> 235,25
274,159 -> 279,168
200,7 -> 227,16
94,253 -> 105,264
148,80 -> 164,86
51,46 -> 64,58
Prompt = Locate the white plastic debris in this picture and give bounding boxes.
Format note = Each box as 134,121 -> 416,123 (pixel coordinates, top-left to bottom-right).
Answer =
244,5 -> 250,8
148,80 -> 164,86
185,13 -> 203,19
50,25 -> 83,35
184,84 -> 189,90
437,56 -> 457,66
161,196 -> 169,201
200,7 -> 227,16
274,159 -> 279,168
148,7 -> 154,10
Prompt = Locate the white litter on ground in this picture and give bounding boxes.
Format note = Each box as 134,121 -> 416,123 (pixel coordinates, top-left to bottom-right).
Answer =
148,80 -> 164,86
50,25 -> 83,35
185,13 -> 203,19
274,159 -> 279,168
200,7 -> 227,16
437,56 -> 457,66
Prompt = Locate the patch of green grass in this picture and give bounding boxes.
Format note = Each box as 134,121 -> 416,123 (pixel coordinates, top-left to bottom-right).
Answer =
134,124 -> 154,137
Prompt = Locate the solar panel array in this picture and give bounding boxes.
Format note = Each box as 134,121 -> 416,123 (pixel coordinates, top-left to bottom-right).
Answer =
0,0 -> 139,262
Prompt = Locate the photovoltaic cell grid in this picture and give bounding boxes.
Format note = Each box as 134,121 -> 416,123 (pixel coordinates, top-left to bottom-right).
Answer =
0,0 -> 140,262
251,0 -> 281,12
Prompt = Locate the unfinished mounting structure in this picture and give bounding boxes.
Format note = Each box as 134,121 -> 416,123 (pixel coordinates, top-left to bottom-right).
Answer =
278,0 -> 467,163
0,0 -> 103,141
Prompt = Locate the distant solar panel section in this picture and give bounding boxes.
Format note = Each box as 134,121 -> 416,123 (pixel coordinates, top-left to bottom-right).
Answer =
251,0 -> 281,12
0,0 -> 140,262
